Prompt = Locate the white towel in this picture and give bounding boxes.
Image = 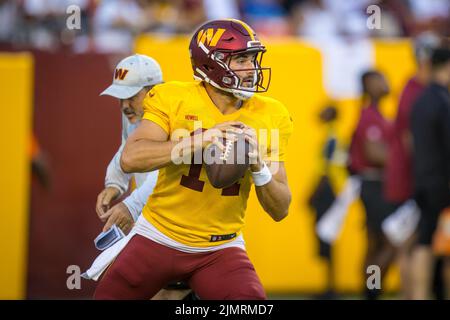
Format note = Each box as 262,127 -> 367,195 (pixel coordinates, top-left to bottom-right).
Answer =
316,176 -> 361,244
382,199 -> 421,246
82,231 -> 135,281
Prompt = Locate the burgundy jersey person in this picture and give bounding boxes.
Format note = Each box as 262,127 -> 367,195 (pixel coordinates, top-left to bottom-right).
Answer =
349,70 -> 395,299
384,33 -> 440,204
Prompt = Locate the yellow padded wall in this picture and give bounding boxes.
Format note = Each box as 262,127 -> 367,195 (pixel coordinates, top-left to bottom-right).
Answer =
0,53 -> 33,299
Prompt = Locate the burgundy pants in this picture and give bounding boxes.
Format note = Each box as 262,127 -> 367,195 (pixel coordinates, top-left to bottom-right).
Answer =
94,234 -> 266,300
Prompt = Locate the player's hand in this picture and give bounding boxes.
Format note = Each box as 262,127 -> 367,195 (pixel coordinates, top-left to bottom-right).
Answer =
96,187 -> 121,220
102,202 -> 134,235
243,126 -> 263,172
201,121 -> 246,150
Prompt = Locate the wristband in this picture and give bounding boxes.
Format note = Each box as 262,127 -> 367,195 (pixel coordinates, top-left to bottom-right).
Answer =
251,162 -> 272,186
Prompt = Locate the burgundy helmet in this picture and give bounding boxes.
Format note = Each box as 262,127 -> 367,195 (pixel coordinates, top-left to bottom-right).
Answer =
189,19 -> 271,100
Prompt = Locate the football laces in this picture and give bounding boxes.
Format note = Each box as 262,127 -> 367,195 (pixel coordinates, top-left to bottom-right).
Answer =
220,138 -> 234,162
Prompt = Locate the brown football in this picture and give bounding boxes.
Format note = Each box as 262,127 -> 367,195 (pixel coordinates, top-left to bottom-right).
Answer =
204,134 -> 251,189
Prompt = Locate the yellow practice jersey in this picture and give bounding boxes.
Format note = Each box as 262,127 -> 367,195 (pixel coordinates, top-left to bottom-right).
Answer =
142,81 -> 293,247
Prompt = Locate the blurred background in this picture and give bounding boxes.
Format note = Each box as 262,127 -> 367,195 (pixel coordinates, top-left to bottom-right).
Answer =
0,0 -> 449,299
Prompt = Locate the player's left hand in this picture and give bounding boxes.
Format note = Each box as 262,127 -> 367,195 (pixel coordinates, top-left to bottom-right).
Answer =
102,202 -> 134,235
242,126 -> 263,172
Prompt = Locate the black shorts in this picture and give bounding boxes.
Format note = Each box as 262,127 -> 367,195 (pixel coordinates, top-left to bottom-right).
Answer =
360,179 -> 397,233
414,187 -> 450,245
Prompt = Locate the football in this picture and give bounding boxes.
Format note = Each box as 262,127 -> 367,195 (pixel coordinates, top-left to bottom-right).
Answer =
204,134 -> 251,189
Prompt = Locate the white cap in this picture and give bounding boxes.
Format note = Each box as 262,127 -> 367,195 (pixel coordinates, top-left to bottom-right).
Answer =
100,54 -> 163,99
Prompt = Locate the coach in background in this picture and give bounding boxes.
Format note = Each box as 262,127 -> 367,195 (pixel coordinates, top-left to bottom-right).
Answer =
410,47 -> 450,300
96,54 -> 162,233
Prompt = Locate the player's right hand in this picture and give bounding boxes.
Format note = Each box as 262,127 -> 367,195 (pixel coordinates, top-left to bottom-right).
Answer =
96,186 -> 121,220
201,121 -> 246,149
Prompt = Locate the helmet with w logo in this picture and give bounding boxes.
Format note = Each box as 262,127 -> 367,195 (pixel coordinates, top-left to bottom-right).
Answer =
189,19 -> 271,100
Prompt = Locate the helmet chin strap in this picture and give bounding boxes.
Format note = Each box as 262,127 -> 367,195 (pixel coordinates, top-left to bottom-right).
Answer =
231,89 -> 254,100
212,81 -> 255,101
231,71 -> 258,100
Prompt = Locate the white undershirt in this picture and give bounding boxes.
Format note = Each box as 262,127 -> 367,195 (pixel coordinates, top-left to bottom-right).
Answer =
134,215 -> 246,253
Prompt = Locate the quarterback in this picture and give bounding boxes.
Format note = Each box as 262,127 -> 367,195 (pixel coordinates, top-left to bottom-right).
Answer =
94,19 -> 293,300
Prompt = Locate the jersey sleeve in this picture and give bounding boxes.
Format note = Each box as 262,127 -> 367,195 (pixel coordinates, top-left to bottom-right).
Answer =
142,86 -> 171,134
122,170 -> 159,221
267,103 -> 293,162
104,116 -> 132,194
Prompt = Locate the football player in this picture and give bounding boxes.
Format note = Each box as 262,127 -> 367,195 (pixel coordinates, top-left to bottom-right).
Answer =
94,19 -> 293,300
